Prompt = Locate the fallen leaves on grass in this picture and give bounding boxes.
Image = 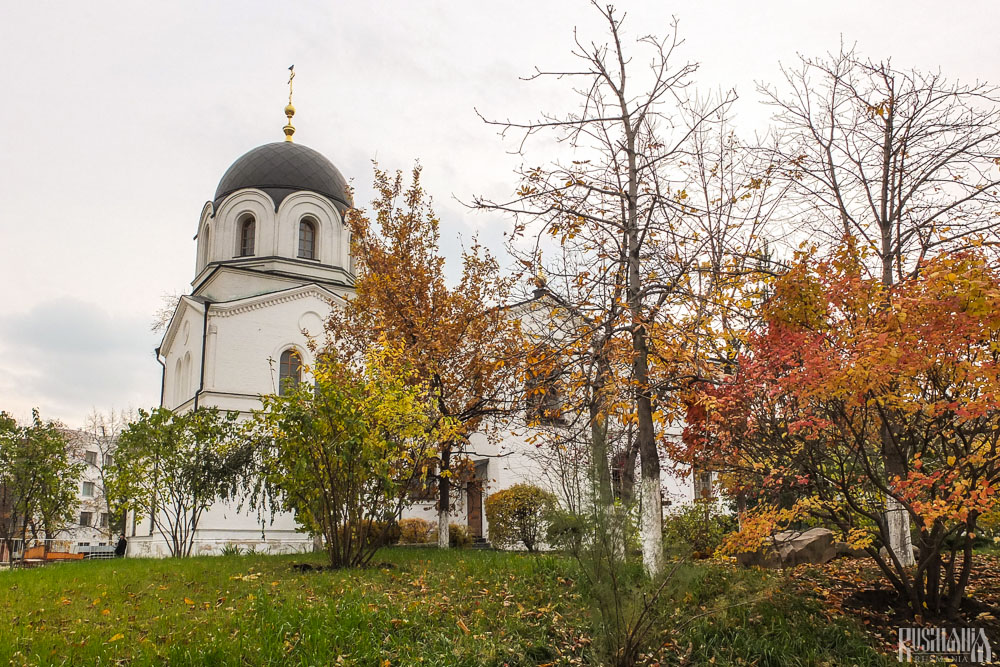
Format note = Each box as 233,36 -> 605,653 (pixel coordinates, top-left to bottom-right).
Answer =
793,553 -> 1000,652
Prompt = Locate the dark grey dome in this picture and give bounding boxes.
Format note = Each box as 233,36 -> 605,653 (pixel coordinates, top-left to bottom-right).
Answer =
213,142 -> 351,211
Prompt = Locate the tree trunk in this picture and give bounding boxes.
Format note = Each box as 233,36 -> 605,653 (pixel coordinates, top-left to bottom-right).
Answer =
876,105 -> 915,569
590,345 -> 624,561
628,235 -> 664,577
885,496 -> 915,567
437,448 -> 451,549
638,451 -> 663,576
622,106 -> 664,575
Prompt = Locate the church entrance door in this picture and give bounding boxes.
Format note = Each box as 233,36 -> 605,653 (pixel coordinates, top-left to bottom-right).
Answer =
467,461 -> 487,538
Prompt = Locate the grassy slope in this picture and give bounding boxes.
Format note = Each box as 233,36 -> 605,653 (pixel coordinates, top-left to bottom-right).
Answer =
0,549 -> 887,666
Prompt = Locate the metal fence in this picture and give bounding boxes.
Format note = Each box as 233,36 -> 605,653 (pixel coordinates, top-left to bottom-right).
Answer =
0,538 -> 117,568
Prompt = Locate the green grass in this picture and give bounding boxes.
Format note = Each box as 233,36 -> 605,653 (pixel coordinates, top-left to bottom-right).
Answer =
661,565 -> 888,666
0,549 -> 889,666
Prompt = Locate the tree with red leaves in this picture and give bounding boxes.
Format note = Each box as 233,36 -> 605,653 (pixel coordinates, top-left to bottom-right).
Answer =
686,243 -> 1000,619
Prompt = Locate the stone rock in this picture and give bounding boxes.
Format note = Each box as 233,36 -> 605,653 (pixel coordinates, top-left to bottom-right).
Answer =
736,527 -> 837,568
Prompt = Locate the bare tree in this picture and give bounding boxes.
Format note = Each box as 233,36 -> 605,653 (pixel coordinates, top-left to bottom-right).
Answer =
151,292 -> 182,334
762,45 -> 1000,564
475,3 -> 757,575
77,409 -> 133,539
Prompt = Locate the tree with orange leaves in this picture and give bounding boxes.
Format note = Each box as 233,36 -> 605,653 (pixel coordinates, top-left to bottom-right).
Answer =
325,164 -> 521,548
686,243 -> 1000,619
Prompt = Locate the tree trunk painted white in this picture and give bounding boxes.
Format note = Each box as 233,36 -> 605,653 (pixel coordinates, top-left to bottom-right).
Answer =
437,508 -> 450,549
639,475 -> 663,577
886,497 -> 915,566
609,505 -> 626,562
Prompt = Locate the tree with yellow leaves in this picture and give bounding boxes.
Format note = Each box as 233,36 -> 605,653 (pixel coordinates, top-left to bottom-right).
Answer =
256,345 -> 445,568
326,165 -> 521,548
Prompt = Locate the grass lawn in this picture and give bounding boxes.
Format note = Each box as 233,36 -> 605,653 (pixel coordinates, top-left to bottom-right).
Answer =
0,548 -> 889,666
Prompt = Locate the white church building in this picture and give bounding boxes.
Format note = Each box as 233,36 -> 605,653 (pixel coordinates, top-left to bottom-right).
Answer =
126,103 -> 696,557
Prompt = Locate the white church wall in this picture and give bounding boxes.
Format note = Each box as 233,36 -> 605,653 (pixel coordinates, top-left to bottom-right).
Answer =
161,300 -> 205,410
208,290 -> 335,398
195,270 -> 310,303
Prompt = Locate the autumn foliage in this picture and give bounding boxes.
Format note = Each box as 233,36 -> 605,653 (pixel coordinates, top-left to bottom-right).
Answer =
326,165 -> 521,548
257,347 -> 441,568
484,483 -> 557,552
685,244 -> 1000,618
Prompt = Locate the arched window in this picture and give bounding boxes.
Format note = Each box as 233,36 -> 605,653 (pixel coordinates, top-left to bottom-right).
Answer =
183,352 -> 192,399
174,358 -> 183,405
298,219 -> 316,259
278,349 -> 302,395
239,216 -> 255,257
201,225 -> 211,266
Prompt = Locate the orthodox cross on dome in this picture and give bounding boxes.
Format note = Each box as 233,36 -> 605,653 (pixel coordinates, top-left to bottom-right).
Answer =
283,65 -> 296,142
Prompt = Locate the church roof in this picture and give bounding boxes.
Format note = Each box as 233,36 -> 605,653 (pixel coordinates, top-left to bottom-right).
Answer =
213,141 -> 351,211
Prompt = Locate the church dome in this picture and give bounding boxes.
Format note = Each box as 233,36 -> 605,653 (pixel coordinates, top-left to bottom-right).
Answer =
213,142 -> 351,211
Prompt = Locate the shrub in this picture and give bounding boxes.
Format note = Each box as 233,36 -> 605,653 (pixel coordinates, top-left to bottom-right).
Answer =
333,521 -> 401,549
398,518 -> 434,544
662,501 -> 737,558
485,484 -> 556,552
254,349 -> 439,568
427,522 -> 473,548
545,508 -> 585,553
448,523 -> 472,548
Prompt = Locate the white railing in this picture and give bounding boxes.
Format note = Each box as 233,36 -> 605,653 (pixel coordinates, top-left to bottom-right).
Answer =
0,538 -> 117,567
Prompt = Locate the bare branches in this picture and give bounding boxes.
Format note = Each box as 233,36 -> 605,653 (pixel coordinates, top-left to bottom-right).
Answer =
761,45 -> 1000,285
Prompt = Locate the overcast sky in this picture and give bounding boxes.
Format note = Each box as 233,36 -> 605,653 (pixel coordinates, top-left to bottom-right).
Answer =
1,1 -> 998,427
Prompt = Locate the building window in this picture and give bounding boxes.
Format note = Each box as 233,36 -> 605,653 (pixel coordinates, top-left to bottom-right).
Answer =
100,513 -> 109,529
298,219 -> 316,259
279,349 -> 302,395
174,358 -> 183,406
524,348 -> 565,426
82,481 -> 95,497
239,216 -> 255,256
103,453 -> 113,468
79,512 -> 93,527
694,469 -> 714,499
84,451 -> 97,465
201,226 -> 211,265
407,465 -> 438,501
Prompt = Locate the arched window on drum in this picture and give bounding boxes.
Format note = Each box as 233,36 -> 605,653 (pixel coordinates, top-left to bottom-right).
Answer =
298,218 -> 316,259
238,215 -> 256,257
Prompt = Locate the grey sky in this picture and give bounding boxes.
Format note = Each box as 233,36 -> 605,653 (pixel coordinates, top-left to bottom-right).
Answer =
1,1 -> 998,426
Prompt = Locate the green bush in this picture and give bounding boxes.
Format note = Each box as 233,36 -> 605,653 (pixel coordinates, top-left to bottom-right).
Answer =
545,508 -> 585,553
398,517 -> 434,544
485,484 -> 557,552
662,500 -> 737,557
448,523 -> 472,548
428,522 -> 473,548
